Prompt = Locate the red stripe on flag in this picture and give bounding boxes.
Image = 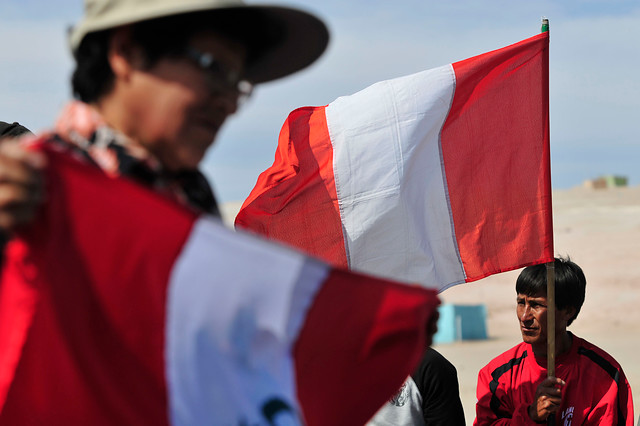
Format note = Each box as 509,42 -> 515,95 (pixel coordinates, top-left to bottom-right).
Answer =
295,269 -> 439,426
0,146 -> 195,425
442,32 -> 554,281
236,107 -> 348,267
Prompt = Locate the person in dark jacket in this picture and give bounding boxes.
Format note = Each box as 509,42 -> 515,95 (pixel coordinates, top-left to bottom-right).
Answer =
368,347 -> 466,425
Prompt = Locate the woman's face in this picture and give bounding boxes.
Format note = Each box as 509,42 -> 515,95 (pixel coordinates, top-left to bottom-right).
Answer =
121,30 -> 248,171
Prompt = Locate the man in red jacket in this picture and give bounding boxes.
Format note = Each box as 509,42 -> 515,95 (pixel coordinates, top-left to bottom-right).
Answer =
474,257 -> 634,425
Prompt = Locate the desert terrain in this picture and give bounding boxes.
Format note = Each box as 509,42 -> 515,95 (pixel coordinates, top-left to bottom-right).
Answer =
222,185 -> 640,424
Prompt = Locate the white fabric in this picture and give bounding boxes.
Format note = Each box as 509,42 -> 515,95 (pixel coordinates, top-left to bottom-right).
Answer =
367,376 -> 425,426
165,217 -> 328,425
326,64 -> 466,289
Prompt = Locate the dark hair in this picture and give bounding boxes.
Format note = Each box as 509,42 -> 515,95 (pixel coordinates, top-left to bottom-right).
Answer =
72,9 -> 280,102
0,121 -> 32,140
515,256 -> 586,326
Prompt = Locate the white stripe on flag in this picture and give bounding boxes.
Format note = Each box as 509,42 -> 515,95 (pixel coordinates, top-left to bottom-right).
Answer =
166,218 -> 328,425
326,64 -> 466,288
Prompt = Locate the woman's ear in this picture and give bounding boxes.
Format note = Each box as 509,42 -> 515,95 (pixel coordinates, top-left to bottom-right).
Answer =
108,26 -> 143,79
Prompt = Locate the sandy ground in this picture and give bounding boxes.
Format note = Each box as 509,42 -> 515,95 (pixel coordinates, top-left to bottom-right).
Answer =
222,185 -> 640,424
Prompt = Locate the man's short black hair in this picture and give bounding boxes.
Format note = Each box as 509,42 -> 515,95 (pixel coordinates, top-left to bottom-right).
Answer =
71,9 -> 278,103
515,256 -> 586,326
0,121 -> 32,140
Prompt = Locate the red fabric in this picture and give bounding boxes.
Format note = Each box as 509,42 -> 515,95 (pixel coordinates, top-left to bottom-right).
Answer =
0,144 -> 196,425
474,336 -> 634,425
295,269 -> 439,426
443,32 -> 554,281
235,107 -> 347,267
0,143 -> 441,425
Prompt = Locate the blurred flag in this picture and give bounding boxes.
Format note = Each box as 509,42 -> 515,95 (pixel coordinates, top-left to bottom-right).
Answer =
236,32 -> 554,291
0,146 -> 439,425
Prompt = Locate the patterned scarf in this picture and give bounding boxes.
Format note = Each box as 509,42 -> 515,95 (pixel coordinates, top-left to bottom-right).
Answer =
53,101 -> 220,217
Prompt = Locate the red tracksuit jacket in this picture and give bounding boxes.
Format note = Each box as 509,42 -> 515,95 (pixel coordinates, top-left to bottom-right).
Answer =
474,333 -> 633,425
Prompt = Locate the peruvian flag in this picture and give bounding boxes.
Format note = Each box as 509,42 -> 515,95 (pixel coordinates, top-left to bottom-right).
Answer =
0,146 -> 439,425
236,32 -> 554,291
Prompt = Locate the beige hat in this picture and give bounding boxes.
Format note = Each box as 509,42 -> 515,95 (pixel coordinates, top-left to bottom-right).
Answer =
69,0 -> 329,83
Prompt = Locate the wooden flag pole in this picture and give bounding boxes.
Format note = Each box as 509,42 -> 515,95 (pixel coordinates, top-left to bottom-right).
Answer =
541,18 -> 555,426
546,261 -> 555,376
540,20 -> 553,377
546,261 -> 556,426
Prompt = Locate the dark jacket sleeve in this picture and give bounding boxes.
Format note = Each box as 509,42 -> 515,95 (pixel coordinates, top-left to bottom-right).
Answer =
412,348 -> 466,425
0,121 -> 33,258
0,121 -> 32,139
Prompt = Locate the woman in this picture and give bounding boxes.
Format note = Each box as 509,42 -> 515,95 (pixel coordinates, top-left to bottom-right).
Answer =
0,0 -> 328,228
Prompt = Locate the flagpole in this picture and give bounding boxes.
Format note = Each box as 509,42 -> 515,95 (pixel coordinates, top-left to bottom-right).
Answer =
546,261 -> 555,376
541,19 -> 553,376
541,17 -> 549,33
546,261 -> 556,426
540,17 -> 556,426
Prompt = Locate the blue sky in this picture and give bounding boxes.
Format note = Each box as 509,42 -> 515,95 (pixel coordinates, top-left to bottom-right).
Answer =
1,0 -> 639,203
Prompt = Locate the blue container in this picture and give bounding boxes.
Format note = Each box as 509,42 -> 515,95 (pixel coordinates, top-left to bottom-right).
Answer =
433,304 -> 488,344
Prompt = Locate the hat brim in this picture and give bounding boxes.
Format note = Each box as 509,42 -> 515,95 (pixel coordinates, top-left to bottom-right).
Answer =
240,6 -> 329,84
69,3 -> 329,84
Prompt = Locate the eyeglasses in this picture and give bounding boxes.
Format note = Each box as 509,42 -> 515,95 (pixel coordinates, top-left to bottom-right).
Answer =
183,47 -> 253,106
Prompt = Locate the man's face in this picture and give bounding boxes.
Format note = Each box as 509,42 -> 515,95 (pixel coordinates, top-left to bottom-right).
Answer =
517,292 -> 576,354
516,293 -> 552,348
516,293 -> 547,345
123,30 -> 248,171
